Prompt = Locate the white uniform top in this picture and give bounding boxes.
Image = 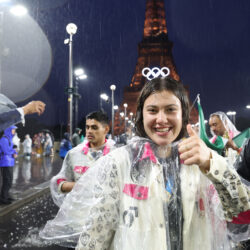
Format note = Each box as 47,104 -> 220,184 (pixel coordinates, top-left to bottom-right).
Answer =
41,137 -> 250,249
50,139 -> 115,207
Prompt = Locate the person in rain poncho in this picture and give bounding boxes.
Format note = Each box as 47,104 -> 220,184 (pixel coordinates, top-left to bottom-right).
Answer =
0,126 -> 18,205
22,134 -> 32,159
209,112 -> 240,154
40,77 -> 250,250
50,111 -> 115,207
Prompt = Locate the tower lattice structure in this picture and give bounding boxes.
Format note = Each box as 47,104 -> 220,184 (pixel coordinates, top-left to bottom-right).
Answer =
114,0 -> 197,135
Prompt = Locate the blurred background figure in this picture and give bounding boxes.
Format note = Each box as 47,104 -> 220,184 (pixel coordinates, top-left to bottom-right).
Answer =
72,128 -> 82,147
59,132 -> 72,159
22,134 -> 32,160
33,133 -> 44,157
44,133 -> 53,157
0,125 -> 18,205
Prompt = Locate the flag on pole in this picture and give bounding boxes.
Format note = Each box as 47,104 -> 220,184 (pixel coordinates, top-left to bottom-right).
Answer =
233,128 -> 250,148
197,96 -> 225,154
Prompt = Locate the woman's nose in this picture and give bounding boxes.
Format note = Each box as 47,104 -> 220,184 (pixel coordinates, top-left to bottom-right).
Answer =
156,111 -> 167,122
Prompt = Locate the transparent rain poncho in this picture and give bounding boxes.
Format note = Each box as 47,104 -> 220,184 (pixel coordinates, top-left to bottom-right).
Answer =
50,139 -> 115,207
209,111 -> 240,139
40,137 -> 250,250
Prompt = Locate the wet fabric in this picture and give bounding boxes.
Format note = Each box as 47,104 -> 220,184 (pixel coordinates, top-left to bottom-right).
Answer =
209,111 -> 240,140
50,139 -> 115,207
40,137 -> 250,249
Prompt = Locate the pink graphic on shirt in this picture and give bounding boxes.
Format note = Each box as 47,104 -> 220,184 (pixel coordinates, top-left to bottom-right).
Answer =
123,183 -> 149,200
74,166 -> 89,174
82,142 -> 90,155
103,145 -> 110,155
140,142 -> 157,163
232,210 -> 250,224
57,178 -> 66,185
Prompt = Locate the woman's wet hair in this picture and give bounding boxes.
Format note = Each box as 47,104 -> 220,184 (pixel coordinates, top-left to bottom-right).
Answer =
135,77 -> 190,141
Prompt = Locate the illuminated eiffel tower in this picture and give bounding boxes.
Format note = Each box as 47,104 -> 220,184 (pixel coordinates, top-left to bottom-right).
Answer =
114,0 -> 197,135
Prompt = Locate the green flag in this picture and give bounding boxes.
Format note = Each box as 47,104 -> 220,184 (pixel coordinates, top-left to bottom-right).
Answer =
197,98 -> 225,154
233,128 -> 250,148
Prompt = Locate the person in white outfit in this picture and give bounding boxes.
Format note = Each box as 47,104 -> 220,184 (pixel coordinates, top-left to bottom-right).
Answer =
40,77 -> 250,250
22,134 -> 32,159
50,111 -> 115,207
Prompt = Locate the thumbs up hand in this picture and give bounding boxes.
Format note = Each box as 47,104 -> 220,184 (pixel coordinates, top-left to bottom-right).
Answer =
178,124 -> 212,173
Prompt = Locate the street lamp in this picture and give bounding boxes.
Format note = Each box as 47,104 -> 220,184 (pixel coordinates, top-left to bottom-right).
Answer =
100,93 -> 109,111
123,103 -> 128,133
110,84 -> 116,138
74,68 -> 87,128
129,112 -> 133,123
65,23 -> 77,138
246,105 -> 250,109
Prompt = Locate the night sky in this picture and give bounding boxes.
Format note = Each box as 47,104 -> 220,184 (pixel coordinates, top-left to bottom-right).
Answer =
2,0 -> 250,134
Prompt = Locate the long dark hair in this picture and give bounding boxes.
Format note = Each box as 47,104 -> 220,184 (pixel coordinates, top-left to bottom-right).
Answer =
135,77 -> 190,141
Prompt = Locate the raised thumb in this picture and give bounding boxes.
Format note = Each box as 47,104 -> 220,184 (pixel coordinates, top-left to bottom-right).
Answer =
187,124 -> 197,137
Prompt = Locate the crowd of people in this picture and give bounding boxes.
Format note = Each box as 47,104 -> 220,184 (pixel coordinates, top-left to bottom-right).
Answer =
0,77 -> 249,249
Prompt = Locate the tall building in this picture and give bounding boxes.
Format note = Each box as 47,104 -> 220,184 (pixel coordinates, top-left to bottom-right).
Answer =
114,0 -> 197,135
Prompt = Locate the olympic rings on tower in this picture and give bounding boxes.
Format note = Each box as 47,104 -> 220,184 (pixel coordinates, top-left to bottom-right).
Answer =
142,67 -> 170,80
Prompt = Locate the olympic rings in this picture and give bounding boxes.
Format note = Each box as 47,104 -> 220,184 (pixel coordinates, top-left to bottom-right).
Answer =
142,67 -> 170,80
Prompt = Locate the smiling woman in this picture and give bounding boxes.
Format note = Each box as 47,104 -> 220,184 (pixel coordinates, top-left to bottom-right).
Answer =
40,77 -> 250,250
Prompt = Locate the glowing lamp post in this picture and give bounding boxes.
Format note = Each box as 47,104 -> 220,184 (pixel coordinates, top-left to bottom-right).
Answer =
123,103 -> 128,133
110,84 -> 116,138
65,23 -> 77,138
100,93 -> 109,111
74,68 -> 87,128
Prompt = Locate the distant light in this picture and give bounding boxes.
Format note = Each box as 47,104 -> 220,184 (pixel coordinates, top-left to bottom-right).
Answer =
113,105 -> 118,110
130,112 -> 133,116
110,85 -> 116,91
123,103 -> 128,108
125,117 -> 129,120
10,5 -> 28,16
74,68 -> 84,76
226,111 -> 236,116
120,112 -> 124,117
246,105 -> 250,109
64,38 -> 69,44
100,93 -> 109,101
204,120 -> 208,124
66,23 -> 77,35
78,74 -> 87,80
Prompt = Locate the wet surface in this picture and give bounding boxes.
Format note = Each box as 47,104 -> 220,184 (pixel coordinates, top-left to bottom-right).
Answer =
0,153 -> 63,200
0,152 -> 66,249
0,193 -> 65,250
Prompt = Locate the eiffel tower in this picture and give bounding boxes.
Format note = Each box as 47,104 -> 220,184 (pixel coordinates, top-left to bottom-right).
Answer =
114,0 -> 197,135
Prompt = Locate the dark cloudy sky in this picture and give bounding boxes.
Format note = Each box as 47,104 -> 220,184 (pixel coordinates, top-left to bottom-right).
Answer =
2,0 -> 250,130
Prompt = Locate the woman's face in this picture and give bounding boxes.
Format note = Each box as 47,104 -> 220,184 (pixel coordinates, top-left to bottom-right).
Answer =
143,90 -> 182,146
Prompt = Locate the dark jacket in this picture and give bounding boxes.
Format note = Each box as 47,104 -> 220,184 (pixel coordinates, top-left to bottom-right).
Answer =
236,138 -> 250,181
0,126 -> 17,167
0,109 -> 21,135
